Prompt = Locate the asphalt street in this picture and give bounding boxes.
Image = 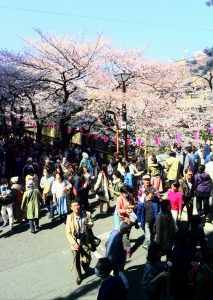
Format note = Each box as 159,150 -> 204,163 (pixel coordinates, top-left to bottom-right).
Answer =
0,194 -> 213,300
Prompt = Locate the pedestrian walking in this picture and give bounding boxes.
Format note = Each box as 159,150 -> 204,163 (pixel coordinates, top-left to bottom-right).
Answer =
21,180 -> 42,233
66,199 -> 93,285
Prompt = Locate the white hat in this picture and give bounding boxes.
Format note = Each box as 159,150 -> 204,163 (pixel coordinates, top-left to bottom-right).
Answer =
27,157 -> 33,162
82,152 -> 89,159
10,176 -> 19,184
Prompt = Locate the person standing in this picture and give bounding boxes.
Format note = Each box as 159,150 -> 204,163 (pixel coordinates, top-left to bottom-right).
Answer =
194,165 -> 212,222
66,199 -> 93,285
148,157 -> 163,193
166,181 -> 183,224
51,173 -> 72,221
105,222 -> 129,289
94,165 -> 110,214
156,200 -> 177,260
164,152 -> 181,188
21,180 -> 42,233
179,167 -> 194,225
10,176 -> 24,223
183,146 -> 195,174
40,167 -> 54,218
0,178 -> 16,230
137,187 -> 160,250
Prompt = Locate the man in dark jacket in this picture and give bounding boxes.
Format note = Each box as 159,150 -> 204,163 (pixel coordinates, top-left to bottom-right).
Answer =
73,168 -> 90,211
179,167 -> 194,226
95,257 -> 127,300
105,222 -> 129,276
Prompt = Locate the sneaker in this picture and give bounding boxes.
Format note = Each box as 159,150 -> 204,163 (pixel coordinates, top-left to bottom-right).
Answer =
2,222 -> 8,227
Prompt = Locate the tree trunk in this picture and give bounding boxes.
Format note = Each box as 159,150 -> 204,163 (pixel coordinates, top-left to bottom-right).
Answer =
36,121 -> 43,142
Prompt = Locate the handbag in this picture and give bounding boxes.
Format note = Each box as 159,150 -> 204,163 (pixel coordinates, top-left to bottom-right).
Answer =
86,228 -> 101,252
95,175 -> 105,196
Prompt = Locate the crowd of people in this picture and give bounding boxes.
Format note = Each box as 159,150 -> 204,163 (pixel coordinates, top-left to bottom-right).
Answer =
0,136 -> 213,299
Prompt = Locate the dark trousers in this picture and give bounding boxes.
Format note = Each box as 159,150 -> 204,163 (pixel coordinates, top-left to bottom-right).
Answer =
196,196 -> 210,217
29,218 -> 39,233
71,244 -> 91,278
182,199 -> 193,225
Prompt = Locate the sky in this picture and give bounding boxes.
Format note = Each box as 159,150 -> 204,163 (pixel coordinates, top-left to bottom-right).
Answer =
0,0 -> 213,62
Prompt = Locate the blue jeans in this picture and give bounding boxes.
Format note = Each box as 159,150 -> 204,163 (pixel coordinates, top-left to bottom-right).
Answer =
143,222 -> 155,247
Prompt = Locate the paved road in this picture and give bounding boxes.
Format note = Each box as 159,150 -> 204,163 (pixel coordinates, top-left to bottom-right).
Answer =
0,195 -> 213,300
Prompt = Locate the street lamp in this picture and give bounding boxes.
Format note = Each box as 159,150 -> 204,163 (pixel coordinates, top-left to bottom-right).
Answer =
115,72 -> 131,159
115,72 -> 131,93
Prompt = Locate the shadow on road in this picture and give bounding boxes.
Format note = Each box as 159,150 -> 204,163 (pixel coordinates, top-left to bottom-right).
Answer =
54,277 -> 100,300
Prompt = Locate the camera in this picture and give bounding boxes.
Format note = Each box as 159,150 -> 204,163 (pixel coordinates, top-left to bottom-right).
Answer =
74,231 -> 83,239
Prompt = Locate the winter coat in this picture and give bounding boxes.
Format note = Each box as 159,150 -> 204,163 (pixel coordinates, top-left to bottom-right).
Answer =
21,188 -> 42,219
94,171 -> 110,202
164,157 -> 181,181
156,212 -> 177,251
136,194 -> 160,229
179,177 -> 194,203
194,172 -> 212,196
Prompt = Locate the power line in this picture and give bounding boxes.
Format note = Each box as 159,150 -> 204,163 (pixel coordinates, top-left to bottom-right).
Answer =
0,4 -> 213,33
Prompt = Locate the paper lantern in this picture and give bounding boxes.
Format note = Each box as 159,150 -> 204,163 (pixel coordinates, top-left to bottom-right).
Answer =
175,134 -> 181,143
136,138 -> 142,147
193,131 -> 199,140
103,135 -> 108,143
86,131 -> 91,138
155,136 -> 160,145
112,137 -> 117,144
94,133 -> 98,140
66,127 -> 71,134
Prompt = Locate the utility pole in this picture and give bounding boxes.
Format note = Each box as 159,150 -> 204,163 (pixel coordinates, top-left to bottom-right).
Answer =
122,103 -> 127,160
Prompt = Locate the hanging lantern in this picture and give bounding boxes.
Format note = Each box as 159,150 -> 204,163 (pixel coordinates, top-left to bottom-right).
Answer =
103,135 -> 108,143
126,138 -> 131,146
155,136 -> 160,145
193,131 -> 199,140
136,138 -> 142,147
94,133 -> 98,140
175,134 -> 181,143
112,137 -> 117,144
67,127 -> 71,134
86,131 -> 91,138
